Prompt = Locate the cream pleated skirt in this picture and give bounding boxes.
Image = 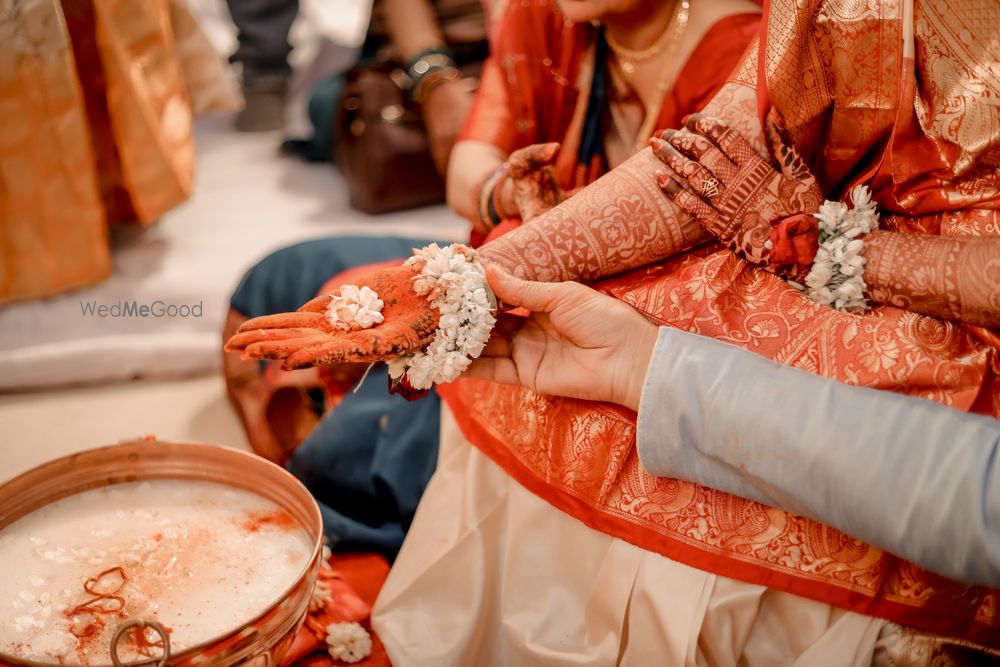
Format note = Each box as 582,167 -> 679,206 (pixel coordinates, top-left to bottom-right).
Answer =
372,405 -> 892,666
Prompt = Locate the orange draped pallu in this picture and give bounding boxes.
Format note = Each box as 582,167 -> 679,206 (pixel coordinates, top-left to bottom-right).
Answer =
438,0 -> 1000,648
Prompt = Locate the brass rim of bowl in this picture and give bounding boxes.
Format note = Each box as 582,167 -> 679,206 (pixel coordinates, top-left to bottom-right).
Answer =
0,439 -> 323,667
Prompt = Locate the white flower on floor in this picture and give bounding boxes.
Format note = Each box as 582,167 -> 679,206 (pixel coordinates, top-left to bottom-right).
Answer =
309,578 -> 333,613
326,285 -> 384,331
387,243 -> 497,390
325,621 -> 372,663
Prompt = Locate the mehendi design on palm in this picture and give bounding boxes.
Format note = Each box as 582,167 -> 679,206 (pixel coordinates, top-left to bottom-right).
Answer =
225,264 -> 440,369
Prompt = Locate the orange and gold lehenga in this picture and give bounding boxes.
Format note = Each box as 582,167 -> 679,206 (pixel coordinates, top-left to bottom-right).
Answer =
0,0 -> 238,303
373,0 -> 1000,663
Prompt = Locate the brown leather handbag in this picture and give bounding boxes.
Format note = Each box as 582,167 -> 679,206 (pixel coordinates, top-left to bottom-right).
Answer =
334,63 -> 446,214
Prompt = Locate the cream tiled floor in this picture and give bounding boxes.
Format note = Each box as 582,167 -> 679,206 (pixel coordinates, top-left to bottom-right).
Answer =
0,376 -> 248,483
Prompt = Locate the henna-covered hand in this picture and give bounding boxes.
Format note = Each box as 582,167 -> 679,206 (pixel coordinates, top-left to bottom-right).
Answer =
479,148 -> 709,282
651,114 -> 823,276
502,142 -> 565,223
225,264 -> 440,369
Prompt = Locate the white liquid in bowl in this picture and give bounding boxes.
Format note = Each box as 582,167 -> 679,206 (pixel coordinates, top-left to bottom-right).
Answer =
0,479 -> 313,665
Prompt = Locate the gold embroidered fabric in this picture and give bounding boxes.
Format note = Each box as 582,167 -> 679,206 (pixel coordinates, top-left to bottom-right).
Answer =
440,0 -> 1000,647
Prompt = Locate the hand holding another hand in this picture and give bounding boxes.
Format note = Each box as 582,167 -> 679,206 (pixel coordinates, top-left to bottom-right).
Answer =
464,268 -> 659,411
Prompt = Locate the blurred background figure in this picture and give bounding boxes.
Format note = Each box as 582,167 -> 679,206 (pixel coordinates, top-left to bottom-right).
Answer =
280,0 -> 488,175
226,0 -> 300,131
0,0 -> 240,304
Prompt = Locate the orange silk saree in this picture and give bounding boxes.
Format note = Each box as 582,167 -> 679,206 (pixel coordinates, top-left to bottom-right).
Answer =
438,0 -> 1000,648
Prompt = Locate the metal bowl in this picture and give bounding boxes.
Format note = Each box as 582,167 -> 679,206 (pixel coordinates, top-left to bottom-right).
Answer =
0,438 -> 323,667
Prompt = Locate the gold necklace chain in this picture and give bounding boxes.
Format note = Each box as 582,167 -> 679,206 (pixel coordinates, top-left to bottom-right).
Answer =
606,0 -> 687,75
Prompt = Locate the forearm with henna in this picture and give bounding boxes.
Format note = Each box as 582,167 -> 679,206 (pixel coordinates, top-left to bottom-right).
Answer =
863,231 -> 1000,328
477,80 -> 763,282
659,129 -> 1000,326
478,149 -> 710,281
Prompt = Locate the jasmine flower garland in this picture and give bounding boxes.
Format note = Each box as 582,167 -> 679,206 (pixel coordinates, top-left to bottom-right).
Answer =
802,185 -> 880,313
388,243 -> 498,390
309,578 -> 333,613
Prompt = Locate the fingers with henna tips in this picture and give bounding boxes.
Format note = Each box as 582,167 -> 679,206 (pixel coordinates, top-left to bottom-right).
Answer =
650,137 -> 724,199
236,311 -> 328,333
283,336 -> 374,368
245,334 -> 334,360
655,171 -> 718,226
683,114 -> 759,165
661,128 -> 738,183
281,318 -> 435,368
226,327 -> 327,352
223,260 -> 445,370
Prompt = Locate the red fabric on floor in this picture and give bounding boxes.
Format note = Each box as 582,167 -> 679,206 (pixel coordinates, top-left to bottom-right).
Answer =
282,553 -> 392,667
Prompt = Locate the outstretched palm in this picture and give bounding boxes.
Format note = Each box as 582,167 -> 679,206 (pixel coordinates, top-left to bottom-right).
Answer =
225,264 -> 439,369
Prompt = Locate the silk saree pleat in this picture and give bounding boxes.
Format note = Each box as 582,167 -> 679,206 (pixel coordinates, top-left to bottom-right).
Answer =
0,0 -> 239,303
0,0 -> 111,303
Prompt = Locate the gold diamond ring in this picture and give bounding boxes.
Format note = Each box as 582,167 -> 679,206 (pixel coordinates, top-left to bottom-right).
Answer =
701,178 -> 720,199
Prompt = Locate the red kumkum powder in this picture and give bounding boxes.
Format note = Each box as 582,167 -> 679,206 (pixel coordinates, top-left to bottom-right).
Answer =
241,509 -> 298,533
